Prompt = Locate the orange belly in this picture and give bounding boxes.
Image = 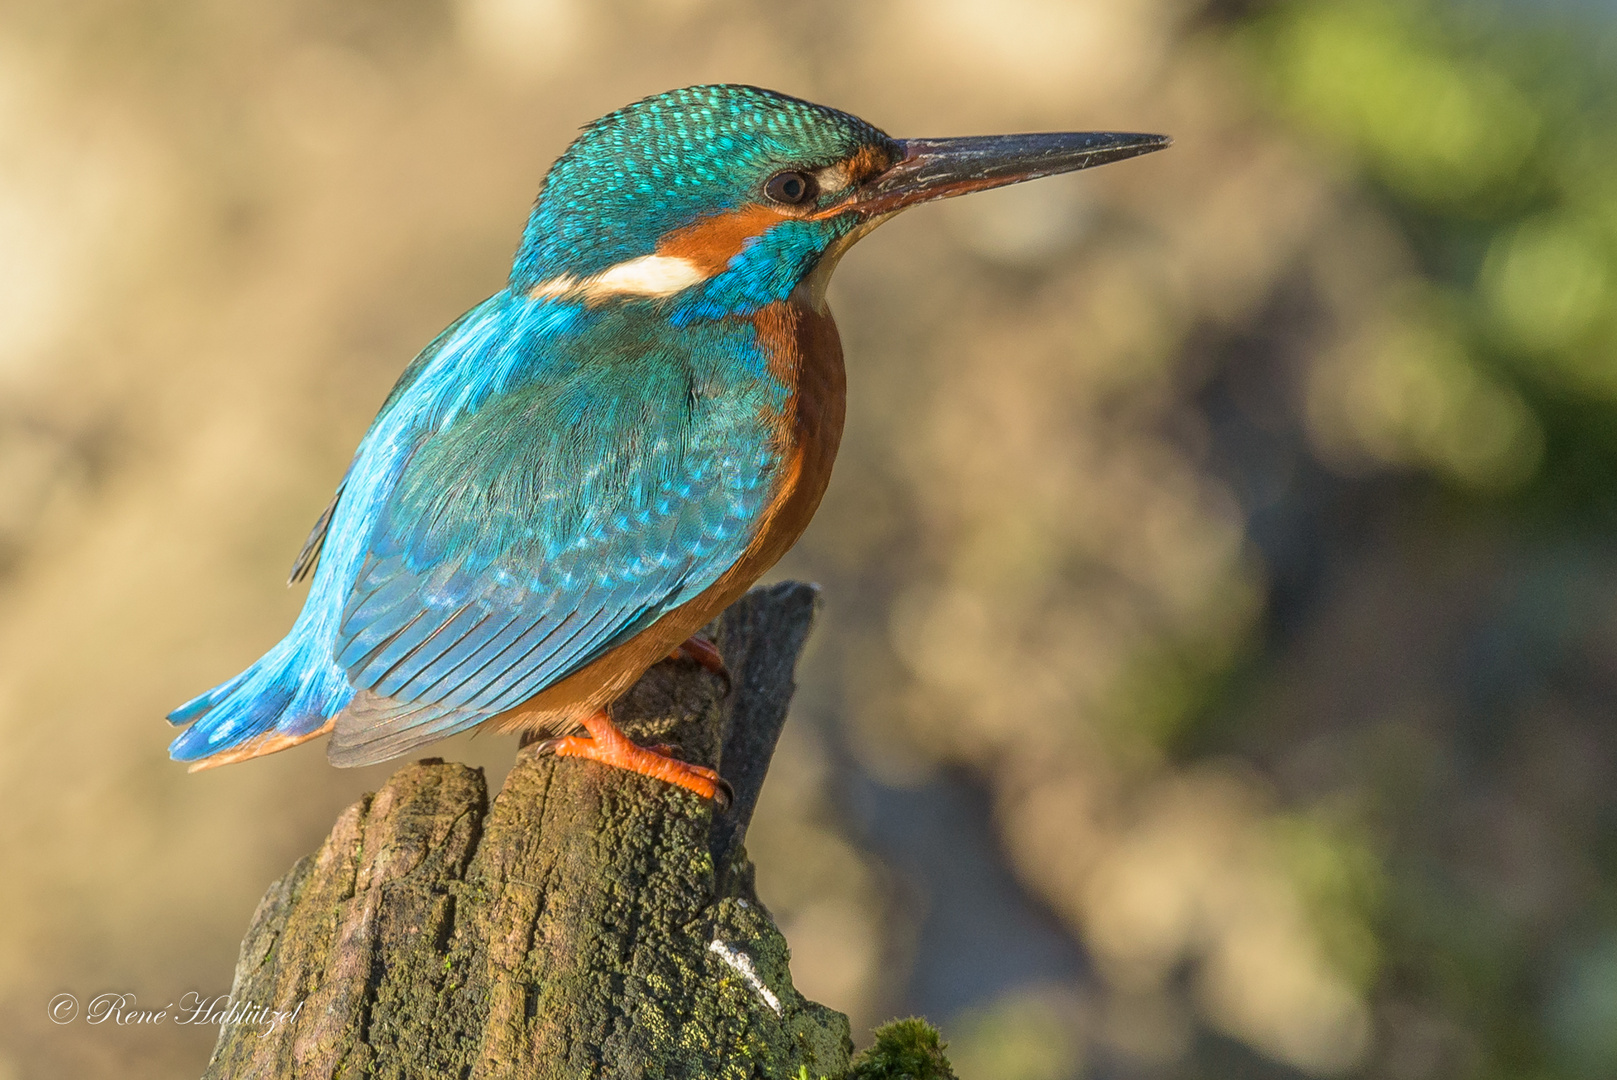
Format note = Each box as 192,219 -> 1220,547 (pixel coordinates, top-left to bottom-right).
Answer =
487,289 -> 846,737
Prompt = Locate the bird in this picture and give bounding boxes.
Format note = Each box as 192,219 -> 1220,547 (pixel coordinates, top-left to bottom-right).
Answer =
168,84 -> 1167,804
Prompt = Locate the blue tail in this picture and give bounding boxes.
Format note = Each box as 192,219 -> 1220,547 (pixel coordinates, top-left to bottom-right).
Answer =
167,628 -> 353,763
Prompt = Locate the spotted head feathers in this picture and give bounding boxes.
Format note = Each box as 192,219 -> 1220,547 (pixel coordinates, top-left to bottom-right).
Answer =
510,85 -> 900,316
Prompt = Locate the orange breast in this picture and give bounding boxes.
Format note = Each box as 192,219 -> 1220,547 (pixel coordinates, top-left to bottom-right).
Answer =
734,291 -> 847,574
488,289 -> 847,735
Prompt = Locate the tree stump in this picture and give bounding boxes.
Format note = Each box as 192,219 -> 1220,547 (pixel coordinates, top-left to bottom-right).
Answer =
200,581 -> 872,1080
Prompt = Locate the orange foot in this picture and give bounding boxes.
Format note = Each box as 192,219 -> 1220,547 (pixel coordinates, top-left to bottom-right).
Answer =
535,710 -> 732,807
666,635 -> 731,689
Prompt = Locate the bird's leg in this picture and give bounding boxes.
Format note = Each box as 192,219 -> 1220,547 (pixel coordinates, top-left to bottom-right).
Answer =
538,709 -> 732,806
666,635 -> 731,686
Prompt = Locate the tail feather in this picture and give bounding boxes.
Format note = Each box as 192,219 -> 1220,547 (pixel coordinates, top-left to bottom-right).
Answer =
167,634 -> 351,764
168,684 -> 297,760
166,669 -> 251,726
185,719 -> 336,772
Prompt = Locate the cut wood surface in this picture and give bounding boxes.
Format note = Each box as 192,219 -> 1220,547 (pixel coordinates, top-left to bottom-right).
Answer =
201,581 -> 879,1080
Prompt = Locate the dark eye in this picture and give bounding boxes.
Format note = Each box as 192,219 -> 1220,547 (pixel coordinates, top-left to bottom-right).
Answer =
764,170 -> 816,206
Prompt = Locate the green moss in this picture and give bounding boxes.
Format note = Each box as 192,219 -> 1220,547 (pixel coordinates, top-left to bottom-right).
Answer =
833,1019 -> 957,1080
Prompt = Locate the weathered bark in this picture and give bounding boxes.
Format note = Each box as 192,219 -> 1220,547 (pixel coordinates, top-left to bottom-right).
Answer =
202,581 -> 858,1080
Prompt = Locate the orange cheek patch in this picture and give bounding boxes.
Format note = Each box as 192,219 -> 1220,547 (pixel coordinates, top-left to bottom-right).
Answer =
656,204 -> 792,276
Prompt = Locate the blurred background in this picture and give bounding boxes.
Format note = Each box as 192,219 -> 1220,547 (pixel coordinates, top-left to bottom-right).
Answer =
5,0 -> 1617,1077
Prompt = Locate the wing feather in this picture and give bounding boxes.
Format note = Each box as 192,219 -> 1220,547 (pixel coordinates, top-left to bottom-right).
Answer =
287,482 -> 344,585
327,312 -> 785,764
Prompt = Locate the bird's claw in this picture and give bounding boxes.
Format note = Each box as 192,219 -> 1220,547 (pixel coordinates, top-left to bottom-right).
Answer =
528,736 -> 567,757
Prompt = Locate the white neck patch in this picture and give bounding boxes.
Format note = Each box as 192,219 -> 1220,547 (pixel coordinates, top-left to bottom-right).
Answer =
528,254 -> 709,304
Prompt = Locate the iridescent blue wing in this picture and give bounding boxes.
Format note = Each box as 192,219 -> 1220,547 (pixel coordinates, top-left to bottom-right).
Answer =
325,325 -> 782,766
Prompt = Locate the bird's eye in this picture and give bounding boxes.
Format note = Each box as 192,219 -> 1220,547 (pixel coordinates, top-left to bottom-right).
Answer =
764,170 -> 816,206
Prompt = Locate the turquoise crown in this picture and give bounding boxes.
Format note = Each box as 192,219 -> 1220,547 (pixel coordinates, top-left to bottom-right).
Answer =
509,84 -> 896,293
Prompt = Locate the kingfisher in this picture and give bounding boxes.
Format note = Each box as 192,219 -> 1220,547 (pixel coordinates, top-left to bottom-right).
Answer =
168,85 -> 1166,803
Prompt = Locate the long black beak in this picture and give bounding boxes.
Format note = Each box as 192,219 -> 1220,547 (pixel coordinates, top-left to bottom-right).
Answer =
852,131 -> 1170,217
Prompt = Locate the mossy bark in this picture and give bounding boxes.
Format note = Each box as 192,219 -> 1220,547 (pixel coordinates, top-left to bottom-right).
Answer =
202,581 -> 854,1080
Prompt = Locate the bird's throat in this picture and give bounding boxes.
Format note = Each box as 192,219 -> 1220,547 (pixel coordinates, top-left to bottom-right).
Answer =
800,213 -> 892,313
